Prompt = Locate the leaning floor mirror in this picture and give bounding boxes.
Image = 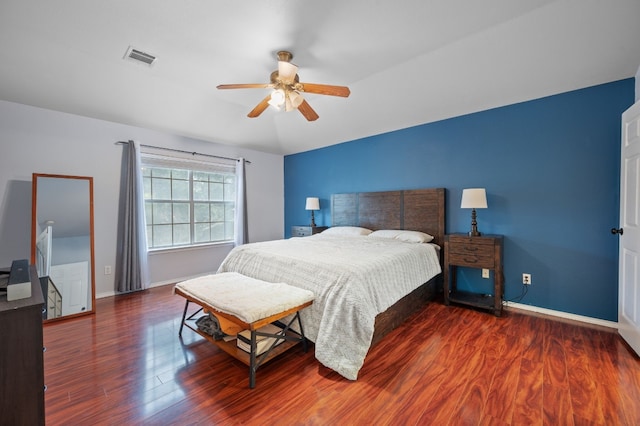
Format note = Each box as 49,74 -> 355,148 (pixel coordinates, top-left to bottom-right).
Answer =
31,173 -> 96,321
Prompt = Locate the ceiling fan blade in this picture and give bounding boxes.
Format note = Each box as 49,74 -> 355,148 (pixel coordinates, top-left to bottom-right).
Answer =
299,83 -> 350,97
217,83 -> 272,90
297,100 -> 319,121
247,95 -> 272,118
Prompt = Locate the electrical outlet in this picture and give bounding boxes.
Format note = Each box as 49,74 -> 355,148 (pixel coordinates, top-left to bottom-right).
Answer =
104,265 -> 112,275
522,273 -> 531,285
482,269 -> 490,279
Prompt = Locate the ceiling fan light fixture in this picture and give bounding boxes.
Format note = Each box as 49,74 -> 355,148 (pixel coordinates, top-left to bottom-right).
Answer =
268,89 -> 285,109
278,61 -> 298,83
288,90 -> 304,108
284,95 -> 294,112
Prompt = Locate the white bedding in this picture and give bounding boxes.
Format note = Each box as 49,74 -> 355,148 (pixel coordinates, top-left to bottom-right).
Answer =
217,233 -> 441,380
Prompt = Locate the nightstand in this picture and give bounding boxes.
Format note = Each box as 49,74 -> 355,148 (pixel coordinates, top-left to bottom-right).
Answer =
443,234 -> 504,316
291,226 -> 328,237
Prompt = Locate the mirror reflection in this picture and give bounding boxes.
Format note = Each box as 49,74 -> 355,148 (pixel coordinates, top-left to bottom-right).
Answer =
31,174 -> 95,321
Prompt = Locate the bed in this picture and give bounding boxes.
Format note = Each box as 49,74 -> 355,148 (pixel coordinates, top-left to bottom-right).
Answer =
218,188 -> 446,380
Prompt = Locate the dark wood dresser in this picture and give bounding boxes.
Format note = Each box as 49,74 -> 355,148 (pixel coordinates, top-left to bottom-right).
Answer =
0,265 -> 45,425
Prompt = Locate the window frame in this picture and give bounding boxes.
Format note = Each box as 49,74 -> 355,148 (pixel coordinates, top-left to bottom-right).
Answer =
140,152 -> 237,251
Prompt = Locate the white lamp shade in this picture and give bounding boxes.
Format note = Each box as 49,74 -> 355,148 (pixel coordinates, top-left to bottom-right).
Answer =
278,60 -> 299,83
268,89 -> 285,108
305,197 -> 320,210
461,188 -> 488,209
288,90 -> 304,108
284,90 -> 304,112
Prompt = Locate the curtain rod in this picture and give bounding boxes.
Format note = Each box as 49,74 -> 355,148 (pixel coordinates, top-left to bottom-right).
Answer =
115,141 -> 251,164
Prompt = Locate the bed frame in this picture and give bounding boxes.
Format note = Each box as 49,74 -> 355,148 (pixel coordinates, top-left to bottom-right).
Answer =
331,188 -> 446,346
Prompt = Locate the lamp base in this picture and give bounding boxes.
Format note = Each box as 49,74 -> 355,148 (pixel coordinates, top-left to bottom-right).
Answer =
309,211 -> 316,227
469,208 -> 481,237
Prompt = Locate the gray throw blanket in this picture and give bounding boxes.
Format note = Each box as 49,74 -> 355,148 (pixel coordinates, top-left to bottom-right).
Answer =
196,313 -> 225,340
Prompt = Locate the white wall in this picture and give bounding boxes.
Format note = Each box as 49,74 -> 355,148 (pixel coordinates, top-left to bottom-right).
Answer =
0,100 -> 284,298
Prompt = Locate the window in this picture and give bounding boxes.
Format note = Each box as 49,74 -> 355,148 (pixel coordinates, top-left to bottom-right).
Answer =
141,154 -> 236,249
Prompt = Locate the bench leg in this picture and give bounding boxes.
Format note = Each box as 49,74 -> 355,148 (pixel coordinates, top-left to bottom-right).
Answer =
295,312 -> 308,352
178,300 -> 189,337
249,330 -> 257,389
178,301 -> 204,338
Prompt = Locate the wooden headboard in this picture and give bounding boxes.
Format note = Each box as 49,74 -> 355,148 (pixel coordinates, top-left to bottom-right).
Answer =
331,188 -> 446,248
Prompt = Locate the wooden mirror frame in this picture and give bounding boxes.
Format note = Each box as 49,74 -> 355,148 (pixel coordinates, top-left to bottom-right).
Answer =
30,173 -> 96,321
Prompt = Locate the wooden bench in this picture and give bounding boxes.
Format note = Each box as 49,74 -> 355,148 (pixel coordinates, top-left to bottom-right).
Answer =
174,272 -> 314,388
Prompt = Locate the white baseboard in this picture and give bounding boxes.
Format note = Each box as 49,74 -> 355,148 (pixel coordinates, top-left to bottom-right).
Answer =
96,290 -> 116,299
505,301 -> 618,330
97,282 -> 619,331
95,273 -> 211,300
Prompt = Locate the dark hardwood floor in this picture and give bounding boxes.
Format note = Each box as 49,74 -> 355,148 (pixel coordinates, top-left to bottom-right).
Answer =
43,284 -> 640,425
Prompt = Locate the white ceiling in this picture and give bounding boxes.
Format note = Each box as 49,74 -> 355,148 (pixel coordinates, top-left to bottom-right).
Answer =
0,0 -> 639,156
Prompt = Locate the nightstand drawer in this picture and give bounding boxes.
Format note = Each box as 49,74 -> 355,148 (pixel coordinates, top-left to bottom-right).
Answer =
447,235 -> 495,249
447,239 -> 495,268
447,252 -> 495,268
292,226 -> 312,237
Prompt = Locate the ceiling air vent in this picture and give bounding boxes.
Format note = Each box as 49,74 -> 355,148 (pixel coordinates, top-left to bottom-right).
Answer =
124,46 -> 157,66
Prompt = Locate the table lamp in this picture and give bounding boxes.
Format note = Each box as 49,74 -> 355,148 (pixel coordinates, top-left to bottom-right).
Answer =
305,197 -> 320,227
461,188 -> 488,236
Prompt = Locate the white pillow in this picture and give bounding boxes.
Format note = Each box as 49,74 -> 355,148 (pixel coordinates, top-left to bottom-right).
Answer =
323,226 -> 373,236
368,229 -> 434,243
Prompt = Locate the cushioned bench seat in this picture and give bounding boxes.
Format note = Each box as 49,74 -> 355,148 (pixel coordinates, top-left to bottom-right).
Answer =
174,272 -> 314,388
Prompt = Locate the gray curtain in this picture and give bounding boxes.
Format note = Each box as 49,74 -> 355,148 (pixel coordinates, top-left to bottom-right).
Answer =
116,140 -> 149,292
234,158 -> 248,246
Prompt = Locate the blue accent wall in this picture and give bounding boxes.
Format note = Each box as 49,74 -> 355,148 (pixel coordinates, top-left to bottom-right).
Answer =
284,78 -> 635,321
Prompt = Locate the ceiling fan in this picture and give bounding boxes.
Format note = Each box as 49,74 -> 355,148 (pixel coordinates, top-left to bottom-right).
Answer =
217,51 -> 350,121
